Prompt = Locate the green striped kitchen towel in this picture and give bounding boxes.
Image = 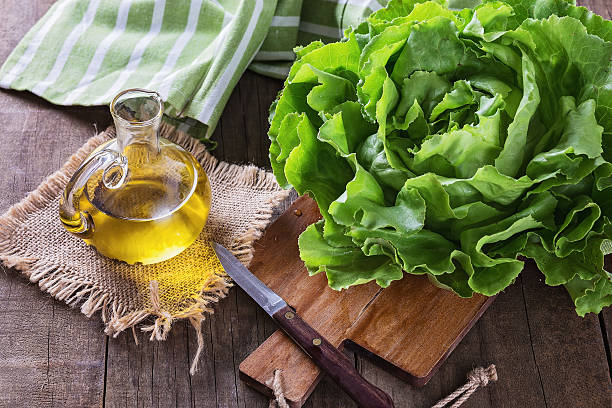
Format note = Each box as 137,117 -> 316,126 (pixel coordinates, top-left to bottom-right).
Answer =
0,0 -> 387,142
252,0 -> 389,79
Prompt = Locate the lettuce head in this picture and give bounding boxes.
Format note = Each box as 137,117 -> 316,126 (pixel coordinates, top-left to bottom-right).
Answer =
268,0 -> 612,316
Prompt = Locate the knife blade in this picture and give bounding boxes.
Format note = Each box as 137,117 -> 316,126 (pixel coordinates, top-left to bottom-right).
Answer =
213,242 -> 394,408
213,242 -> 286,315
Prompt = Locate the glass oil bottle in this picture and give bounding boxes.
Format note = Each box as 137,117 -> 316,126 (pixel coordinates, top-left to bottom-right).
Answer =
59,89 -> 211,264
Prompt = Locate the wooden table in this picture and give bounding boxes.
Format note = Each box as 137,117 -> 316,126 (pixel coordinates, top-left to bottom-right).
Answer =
0,1 -> 610,407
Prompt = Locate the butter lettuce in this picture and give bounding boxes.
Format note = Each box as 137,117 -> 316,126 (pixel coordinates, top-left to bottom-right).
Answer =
268,0 -> 612,315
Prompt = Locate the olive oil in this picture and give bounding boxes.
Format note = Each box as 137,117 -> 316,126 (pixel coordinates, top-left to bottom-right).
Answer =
59,89 -> 212,264
61,139 -> 211,264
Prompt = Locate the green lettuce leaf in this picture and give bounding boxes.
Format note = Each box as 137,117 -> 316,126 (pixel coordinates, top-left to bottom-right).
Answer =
268,0 -> 612,316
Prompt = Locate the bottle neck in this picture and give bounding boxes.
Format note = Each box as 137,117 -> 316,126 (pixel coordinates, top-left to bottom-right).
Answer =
110,89 -> 163,153
115,118 -> 161,152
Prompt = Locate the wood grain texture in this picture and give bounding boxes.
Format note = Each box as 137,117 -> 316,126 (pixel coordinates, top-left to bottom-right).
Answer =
0,2 -> 111,406
239,197 -> 381,405
0,1 -> 610,407
579,0 -> 611,19
520,262 -> 612,407
239,196 -> 493,406
346,276 -> 493,383
0,100 -> 110,407
272,305 -> 394,408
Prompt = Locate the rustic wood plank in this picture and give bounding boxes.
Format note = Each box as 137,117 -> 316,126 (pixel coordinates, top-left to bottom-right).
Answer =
239,72 -> 266,165
104,321 -> 194,408
602,257 -> 612,380
204,71 -> 284,408
0,293 -> 106,407
356,263 -> 612,408
205,290 -> 242,407
0,103 -> 109,405
302,358 -> 358,408
468,275 -> 547,408
520,262 -> 612,407
0,101 -> 110,405
214,79 -> 248,165
578,0 -> 611,19
357,264 -> 612,408
254,73 -> 281,164
210,70 -> 281,167
0,2 -> 111,406
356,275 -> 552,408
0,95 -> 110,406
602,309 -> 612,379
355,301 -> 500,408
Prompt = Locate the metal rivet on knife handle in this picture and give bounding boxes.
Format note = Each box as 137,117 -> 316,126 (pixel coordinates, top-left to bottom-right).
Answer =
285,311 -> 295,319
312,338 -> 321,346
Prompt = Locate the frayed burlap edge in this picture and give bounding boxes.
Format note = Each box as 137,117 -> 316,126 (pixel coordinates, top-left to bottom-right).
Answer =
0,122 -> 291,374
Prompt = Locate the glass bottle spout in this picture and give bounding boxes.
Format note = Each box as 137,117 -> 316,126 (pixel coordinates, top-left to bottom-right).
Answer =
111,89 -> 163,152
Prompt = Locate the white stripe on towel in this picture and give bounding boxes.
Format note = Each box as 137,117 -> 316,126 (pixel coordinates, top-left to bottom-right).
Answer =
0,0 -> 74,88
63,0 -> 134,104
31,0 -> 102,96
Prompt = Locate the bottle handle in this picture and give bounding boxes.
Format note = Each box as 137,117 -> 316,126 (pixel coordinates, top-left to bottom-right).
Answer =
59,149 -> 127,236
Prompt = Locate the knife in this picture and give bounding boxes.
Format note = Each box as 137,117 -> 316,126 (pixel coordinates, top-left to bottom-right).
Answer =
213,243 -> 395,408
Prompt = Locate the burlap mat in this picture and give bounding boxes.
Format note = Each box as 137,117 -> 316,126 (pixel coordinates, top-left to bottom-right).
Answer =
0,123 -> 290,373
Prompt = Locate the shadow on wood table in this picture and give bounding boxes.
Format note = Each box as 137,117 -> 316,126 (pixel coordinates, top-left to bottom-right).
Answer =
0,1 -> 610,407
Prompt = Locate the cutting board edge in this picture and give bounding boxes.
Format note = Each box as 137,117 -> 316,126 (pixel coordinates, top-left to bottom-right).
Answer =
239,361 -> 323,408
344,294 -> 496,386
239,194 -> 499,404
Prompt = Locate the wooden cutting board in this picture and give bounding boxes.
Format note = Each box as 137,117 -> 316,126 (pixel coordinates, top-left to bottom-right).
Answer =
239,196 -> 494,407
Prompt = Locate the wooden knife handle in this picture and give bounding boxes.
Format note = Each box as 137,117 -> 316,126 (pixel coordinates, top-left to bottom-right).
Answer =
272,305 -> 395,408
